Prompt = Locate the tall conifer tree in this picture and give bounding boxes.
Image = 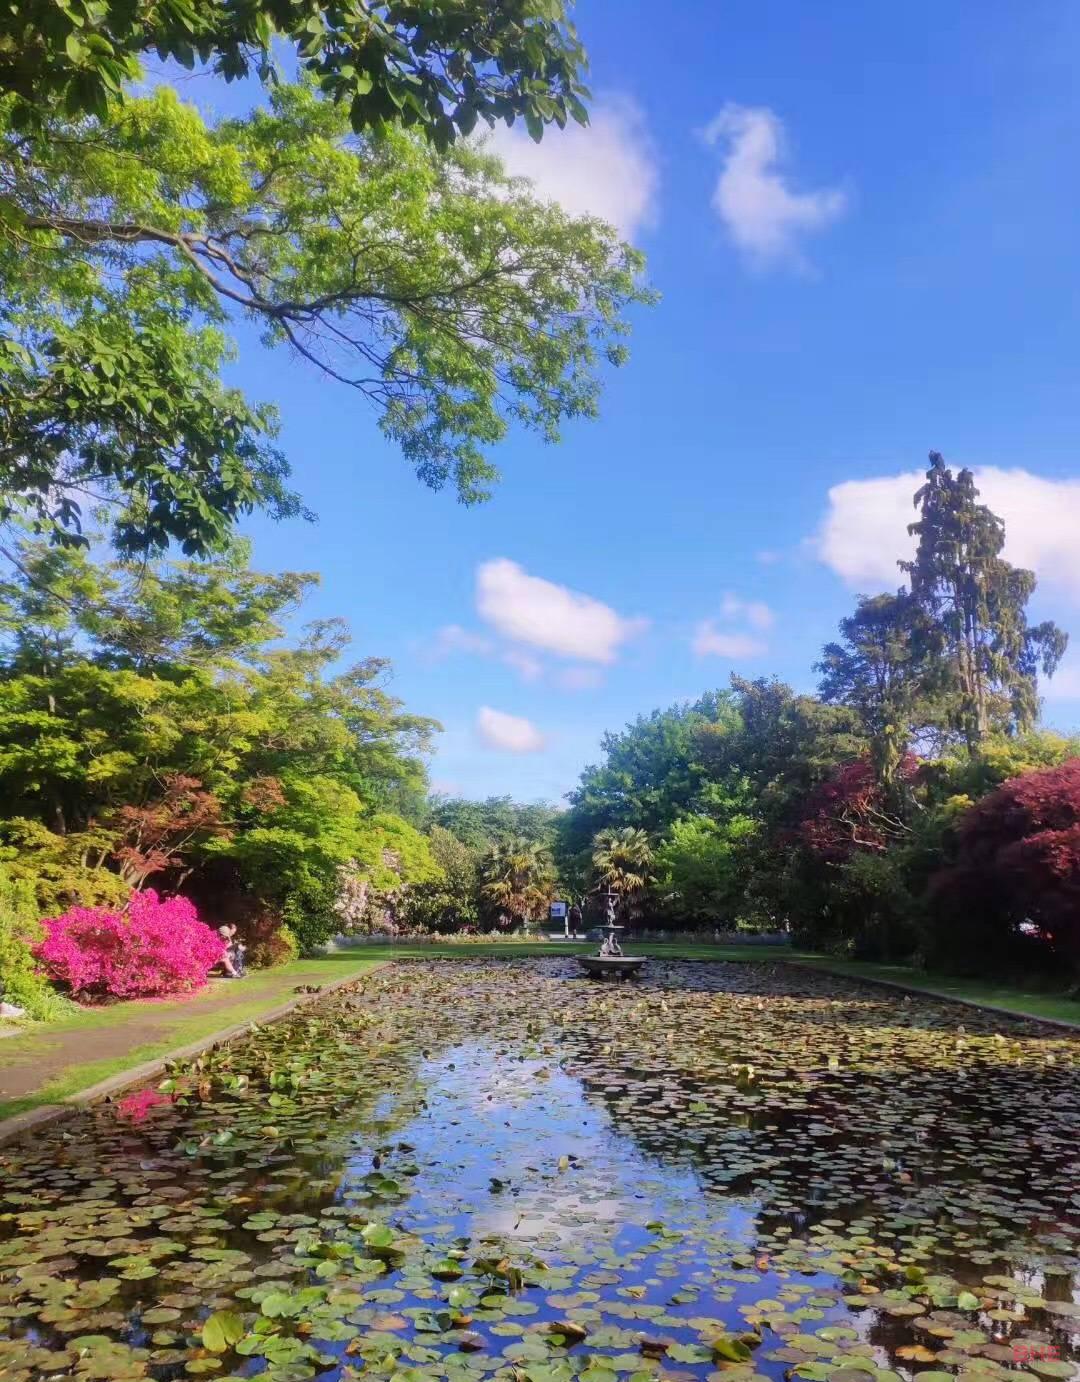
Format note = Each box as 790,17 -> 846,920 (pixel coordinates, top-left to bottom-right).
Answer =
900,453 -> 1066,751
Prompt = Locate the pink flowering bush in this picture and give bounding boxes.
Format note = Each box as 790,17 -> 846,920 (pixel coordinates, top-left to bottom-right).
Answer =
34,890 -> 225,1002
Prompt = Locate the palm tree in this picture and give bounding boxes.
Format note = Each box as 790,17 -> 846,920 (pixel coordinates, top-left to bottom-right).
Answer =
591,826 -> 655,921
480,836 -> 555,930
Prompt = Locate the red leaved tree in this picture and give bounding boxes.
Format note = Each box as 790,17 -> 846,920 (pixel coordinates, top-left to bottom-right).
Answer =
111,775 -> 231,889
930,759 -> 1080,981
798,755 -> 921,862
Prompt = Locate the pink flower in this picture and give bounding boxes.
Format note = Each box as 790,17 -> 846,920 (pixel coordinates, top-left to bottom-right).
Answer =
34,890 -> 226,1002
115,1088 -> 174,1121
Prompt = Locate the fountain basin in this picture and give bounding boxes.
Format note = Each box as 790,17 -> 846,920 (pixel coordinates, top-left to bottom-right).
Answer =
577,954 -> 647,980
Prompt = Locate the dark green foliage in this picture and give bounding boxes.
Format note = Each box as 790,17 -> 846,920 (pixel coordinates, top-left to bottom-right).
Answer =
558,460 -> 1075,981
560,691 -> 740,862
817,591 -> 936,801
558,679 -> 864,933
428,797 -> 559,854
793,848 -> 919,960
417,799 -> 559,931
479,835 -> 556,929
695,677 -> 865,829
901,453 -> 1067,750
2,1 -> 589,147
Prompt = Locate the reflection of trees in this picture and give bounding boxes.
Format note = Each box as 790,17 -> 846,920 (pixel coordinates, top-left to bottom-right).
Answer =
558,989 -> 1080,1293
62,956 -> 1080,1331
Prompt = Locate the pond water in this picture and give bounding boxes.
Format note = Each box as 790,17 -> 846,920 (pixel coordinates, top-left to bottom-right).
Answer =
1,958 -> 1079,1382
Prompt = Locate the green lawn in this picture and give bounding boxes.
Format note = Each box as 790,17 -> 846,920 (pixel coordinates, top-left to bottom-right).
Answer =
790,954 -> 1080,1025
0,953 -> 384,1122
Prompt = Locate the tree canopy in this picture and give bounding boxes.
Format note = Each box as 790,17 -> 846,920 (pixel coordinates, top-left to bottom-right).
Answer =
554,462 -> 1077,979
3,79 -> 650,554
0,535 -> 439,950
816,592 -> 932,799
901,453 -> 1066,748
4,0 -> 589,146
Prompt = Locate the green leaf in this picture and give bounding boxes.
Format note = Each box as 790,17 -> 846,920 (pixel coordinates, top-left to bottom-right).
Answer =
712,1336 -> 753,1363
202,1310 -> 244,1353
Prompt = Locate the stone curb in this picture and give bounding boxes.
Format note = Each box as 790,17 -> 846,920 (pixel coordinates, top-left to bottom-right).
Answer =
0,964 -> 387,1149
787,958 -> 1080,1033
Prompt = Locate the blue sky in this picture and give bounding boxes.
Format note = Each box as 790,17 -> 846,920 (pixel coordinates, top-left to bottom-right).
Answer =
220,0 -> 1080,802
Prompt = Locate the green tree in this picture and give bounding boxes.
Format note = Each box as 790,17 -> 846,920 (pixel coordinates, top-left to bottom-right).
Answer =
4,79 -> 650,554
0,864 -> 68,1019
591,826 -> 654,919
816,591 -> 935,801
4,0 -> 589,146
925,730 -> 1080,805
480,835 -> 554,929
402,825 -> 480,933
560,691 -> 739,859
325,811 -> 443,943
901,453 -> 1067,751
690,678 -> 866,933
695,677 -> 865,829
428,796 -> 559,854
654,813 -> 759,930
83,545 -> 316,672
0,538 -> 440,950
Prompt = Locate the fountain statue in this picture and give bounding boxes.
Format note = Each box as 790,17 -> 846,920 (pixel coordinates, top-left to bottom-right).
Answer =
577,887 -> 647,980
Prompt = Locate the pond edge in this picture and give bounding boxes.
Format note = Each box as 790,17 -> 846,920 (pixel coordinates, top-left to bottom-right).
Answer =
4,953 -> 1077,1150
0,962 -> 390,1149
787,958 -> 1080,1033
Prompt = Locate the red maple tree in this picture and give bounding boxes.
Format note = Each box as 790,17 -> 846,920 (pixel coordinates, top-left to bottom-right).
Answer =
111,775 -> 231,888
798,755 -> 921,862
937,759 -> 1080,977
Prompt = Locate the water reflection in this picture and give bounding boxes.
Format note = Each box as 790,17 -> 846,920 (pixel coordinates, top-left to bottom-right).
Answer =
0,957 -> 1078,1382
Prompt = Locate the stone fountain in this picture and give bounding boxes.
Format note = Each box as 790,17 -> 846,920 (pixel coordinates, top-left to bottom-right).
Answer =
577,887 -> 647,980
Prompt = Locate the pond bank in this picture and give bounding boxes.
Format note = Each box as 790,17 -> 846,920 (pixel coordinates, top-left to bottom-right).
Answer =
0,953 -> 386,1131
5,943 -> 1077,1135
2,956 -> 1078,1382
790,954 -> 1080,1030
330,939 -> 1080,1027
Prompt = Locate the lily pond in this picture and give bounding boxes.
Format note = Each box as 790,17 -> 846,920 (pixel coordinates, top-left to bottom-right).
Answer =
2,959 -> 1079,1382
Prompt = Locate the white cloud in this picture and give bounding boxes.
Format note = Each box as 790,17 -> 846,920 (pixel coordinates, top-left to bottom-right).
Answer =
721,591 -> 775,631
815,467 -> 1080,601
555,666 -> 605,691
692,623 -> 768,660
702,104 -> 848,268
430,778 -> 463,797
476,558 -> 647,664
476,706 -> 546,754
503,649 -> 544,683
432,623 -> 494,658
692,590 -> 773,659
485,97 -> 659,239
